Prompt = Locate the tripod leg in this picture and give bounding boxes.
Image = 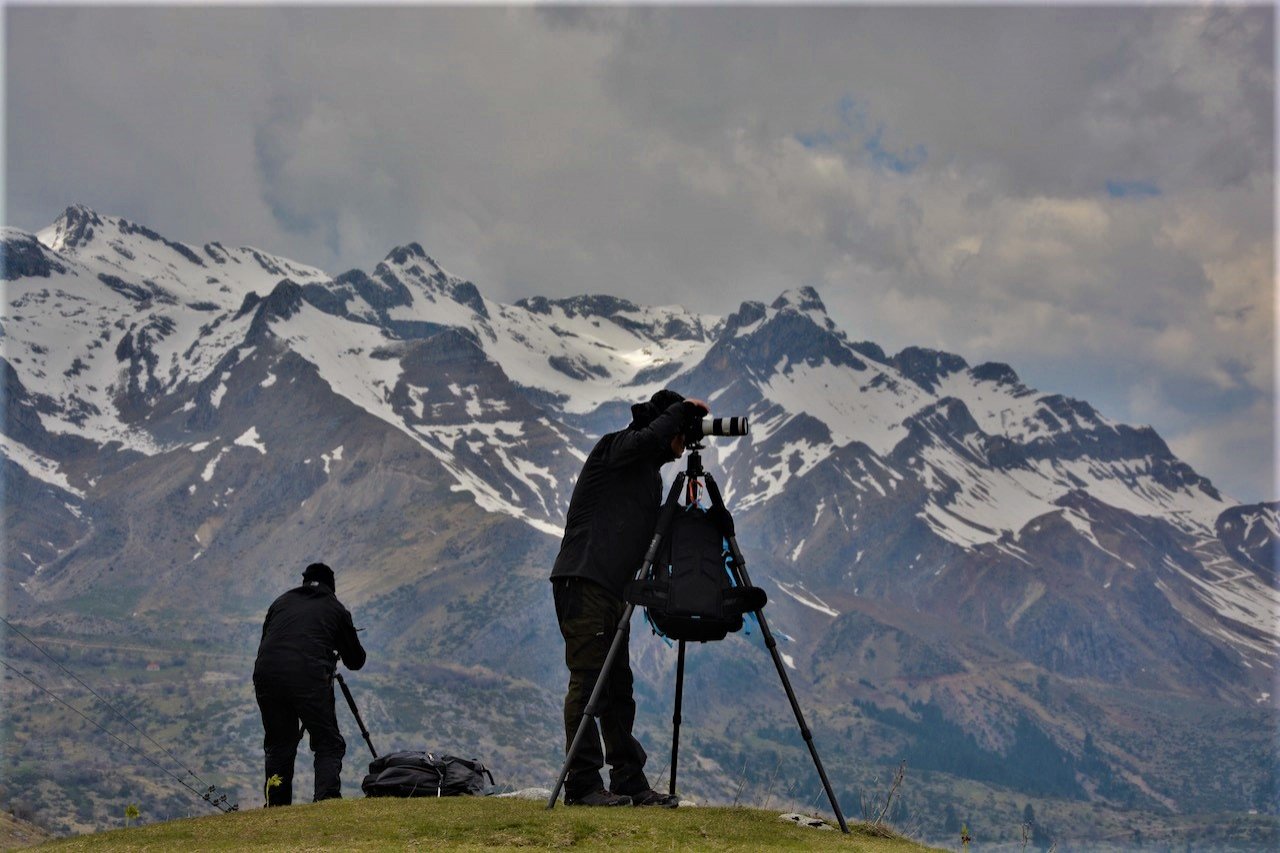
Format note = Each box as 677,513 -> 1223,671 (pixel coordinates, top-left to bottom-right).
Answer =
546,601 -> 637,809
701,472 -> 850,834
669,640 -> 686,797
751,605 -> 849,832
334,673 -> 378,759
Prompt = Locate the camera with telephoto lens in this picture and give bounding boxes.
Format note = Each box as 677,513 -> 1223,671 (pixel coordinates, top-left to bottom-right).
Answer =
685,415 -> 749,444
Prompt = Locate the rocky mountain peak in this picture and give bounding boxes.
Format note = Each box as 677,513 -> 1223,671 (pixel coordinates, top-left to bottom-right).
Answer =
515,293 -> 642,319
448,280 -> 489,319
891,346 -> 970,393
39,204 -> 105,251
849,340 -> 889,364
383,242 -> 441,270
38,204 -> 209,270
970,361 -> 1022,386
1,230 -> 67,280
246,279 -> 305,343
893,397 -> 997,466
1033,394 -> 1107,435
721,300 -> 767,335
770,285 -> 826,313
769,286 -> 837,333
714,291 -> 865,378
115,218 -> 206,267
911,396 -> 984,437
372,246 -> 488,321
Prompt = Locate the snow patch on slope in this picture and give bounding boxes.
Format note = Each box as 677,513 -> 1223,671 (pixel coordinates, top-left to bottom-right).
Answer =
482,300 -> 718,414
0,433 -> 85,498
774,580 -> 840,618
759,359 -> 919,456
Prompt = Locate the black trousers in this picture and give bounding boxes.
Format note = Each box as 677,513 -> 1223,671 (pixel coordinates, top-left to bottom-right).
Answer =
253,675 -> 346,805
553,577 -> 650,799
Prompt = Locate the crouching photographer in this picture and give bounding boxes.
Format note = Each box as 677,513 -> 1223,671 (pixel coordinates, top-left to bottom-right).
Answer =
253,562 -> 366,806
549,389 -> 709,808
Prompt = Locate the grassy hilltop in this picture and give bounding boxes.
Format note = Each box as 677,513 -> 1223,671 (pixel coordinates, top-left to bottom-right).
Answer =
25,796 -> 931,852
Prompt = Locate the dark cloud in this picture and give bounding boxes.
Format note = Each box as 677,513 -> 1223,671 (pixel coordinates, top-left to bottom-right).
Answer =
4,5 -> 1273,501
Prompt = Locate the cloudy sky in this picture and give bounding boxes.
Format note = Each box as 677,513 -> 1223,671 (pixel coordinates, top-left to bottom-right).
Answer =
5,4 -> 1275,502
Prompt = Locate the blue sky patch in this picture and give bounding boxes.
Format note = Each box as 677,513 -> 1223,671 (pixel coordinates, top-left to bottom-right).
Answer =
797,130 -> 838,150
1106,179 -> 1162,199
796,95 -> 926,174
865,127 -> 927,175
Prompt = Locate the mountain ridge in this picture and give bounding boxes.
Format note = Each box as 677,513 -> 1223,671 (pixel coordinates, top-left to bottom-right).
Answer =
4,205 -> 1271,653
2,205 -> 1276,842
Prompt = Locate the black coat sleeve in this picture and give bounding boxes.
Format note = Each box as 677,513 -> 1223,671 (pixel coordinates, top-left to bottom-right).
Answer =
334,605 -> 367,671
604,401 -> 697,468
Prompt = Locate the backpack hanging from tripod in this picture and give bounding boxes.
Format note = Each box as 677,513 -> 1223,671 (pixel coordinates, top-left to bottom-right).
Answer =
546,437 -> 850,833
626,486 -> 766,644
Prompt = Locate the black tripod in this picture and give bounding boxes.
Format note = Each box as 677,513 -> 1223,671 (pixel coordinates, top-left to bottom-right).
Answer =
546,445 -> 849,833
300,672 -> 378,759
336,673 -> 378,759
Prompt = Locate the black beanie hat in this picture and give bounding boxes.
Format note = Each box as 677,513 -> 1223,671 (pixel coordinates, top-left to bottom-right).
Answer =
649,389 -> 685,411
630,389 -> 685,429
302,562 -> 335,591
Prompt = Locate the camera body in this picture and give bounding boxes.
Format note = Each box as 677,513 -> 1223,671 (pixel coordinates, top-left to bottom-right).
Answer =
685,415 -> 749,444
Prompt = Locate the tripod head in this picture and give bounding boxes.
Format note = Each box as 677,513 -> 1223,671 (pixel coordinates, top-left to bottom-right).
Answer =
680,440 -> 720,509
678,440 -> 733,532
683,442 -> 706,481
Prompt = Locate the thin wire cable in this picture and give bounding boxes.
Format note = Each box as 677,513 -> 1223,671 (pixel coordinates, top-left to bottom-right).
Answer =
1,658 -> 235,812
1,614 -> 211,786
1,616 -> 237,812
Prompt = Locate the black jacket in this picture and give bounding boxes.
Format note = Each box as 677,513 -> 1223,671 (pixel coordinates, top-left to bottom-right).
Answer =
253,584 -> 366,684
551,400 -> 696,598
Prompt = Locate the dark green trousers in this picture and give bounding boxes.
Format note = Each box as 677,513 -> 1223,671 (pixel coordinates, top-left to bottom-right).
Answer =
254,676 -> 345,805
553,577 -> 650,799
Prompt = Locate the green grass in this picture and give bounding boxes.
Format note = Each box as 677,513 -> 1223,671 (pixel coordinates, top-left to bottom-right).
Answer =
33,796 -> 934,851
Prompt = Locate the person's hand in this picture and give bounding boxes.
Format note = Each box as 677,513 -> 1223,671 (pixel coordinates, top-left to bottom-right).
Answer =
686,398 -> 710,416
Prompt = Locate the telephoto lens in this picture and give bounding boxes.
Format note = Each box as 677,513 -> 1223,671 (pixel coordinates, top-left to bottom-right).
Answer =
688,416 -> 750,440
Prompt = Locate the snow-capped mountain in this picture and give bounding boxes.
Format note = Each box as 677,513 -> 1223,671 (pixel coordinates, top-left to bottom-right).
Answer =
3,206 -> 1276,833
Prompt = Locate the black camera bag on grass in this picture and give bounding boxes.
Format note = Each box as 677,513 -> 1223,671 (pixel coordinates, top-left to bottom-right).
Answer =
361,750 -> 494,798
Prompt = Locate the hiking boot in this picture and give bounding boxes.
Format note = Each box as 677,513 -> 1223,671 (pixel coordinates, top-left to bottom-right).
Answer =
565,789 -> 632,807
628,789 -> 679,808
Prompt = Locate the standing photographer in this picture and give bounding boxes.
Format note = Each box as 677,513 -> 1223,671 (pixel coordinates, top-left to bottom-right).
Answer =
550,389 -> 708,807
253,561 -> 366,806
